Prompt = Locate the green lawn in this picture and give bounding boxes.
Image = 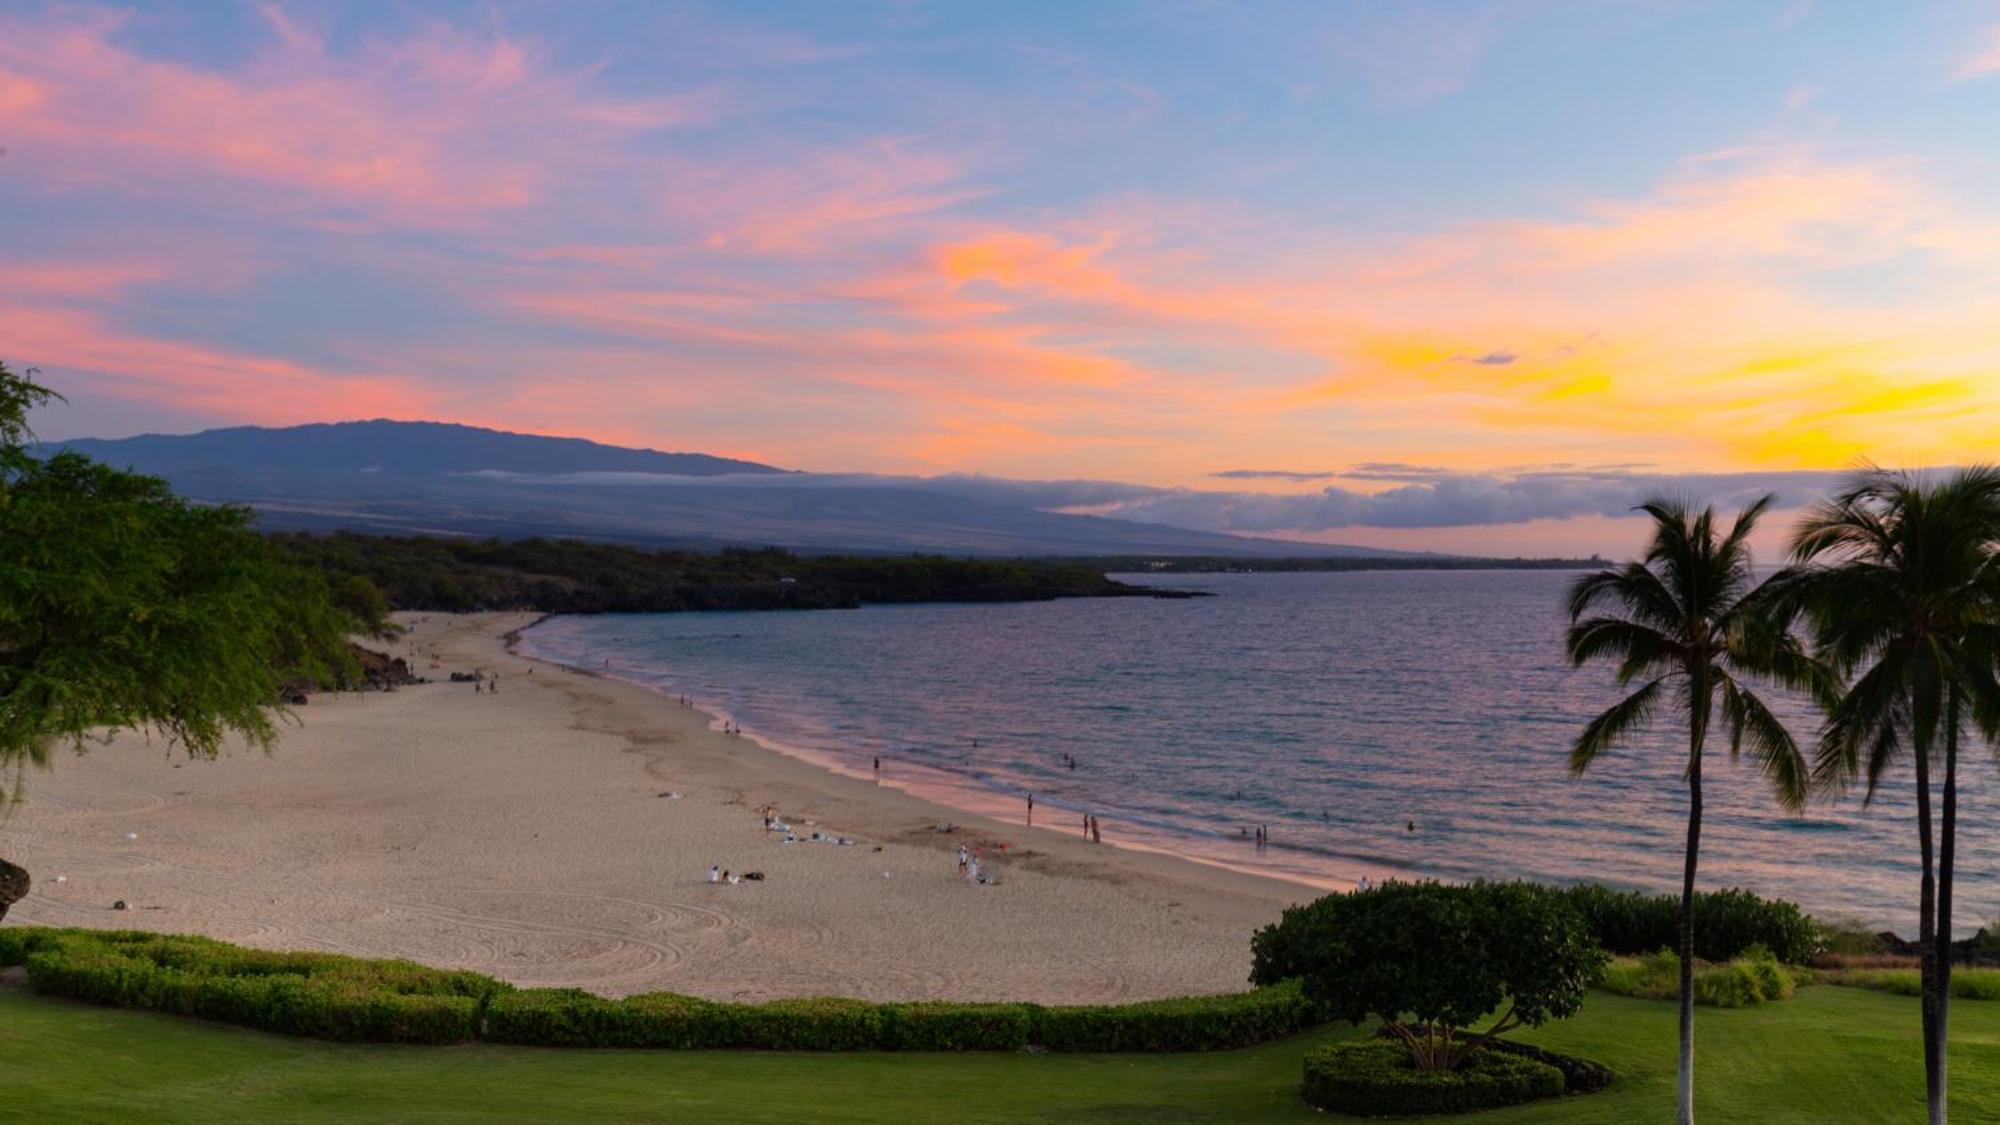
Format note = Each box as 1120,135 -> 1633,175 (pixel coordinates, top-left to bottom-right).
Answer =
3,984 -> 1997,1123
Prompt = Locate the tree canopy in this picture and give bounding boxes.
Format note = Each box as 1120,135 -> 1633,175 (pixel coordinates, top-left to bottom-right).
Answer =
1251,881 -> 1605,1072
0,361 -> 357,804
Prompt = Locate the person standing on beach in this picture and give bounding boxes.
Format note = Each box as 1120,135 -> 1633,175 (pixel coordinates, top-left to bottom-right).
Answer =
957,845 -> 969,874
1091,817 -> 1102,844
1026,793 -> 1033,825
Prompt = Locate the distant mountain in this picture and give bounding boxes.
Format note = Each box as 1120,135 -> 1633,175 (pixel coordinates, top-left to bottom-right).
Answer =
50,420 -> 1417,559
59,420 -> 785,484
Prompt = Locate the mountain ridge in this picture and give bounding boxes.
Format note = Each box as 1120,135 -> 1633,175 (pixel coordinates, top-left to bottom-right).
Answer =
49,419 -> 1420,559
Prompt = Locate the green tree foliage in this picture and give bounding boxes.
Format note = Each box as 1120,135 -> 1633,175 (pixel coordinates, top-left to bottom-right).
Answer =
1564,496 -> 1824,1125
1780,465 -> 2000,1125
1253,881 -> 1604,1072
0,361 -> 357,805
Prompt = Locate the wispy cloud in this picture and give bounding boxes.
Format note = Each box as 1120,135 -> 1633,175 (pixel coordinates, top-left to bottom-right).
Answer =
1211,469 -> 1343,481
1956,25 -> 2000,80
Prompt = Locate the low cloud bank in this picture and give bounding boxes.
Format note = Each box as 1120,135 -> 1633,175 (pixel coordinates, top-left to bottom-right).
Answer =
469,464 -> 1880,533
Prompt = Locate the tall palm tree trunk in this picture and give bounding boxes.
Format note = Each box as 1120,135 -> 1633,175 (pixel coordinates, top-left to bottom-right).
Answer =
1935,691 -> 1960,1125
1916,737 -> 1942,1125
1678,747 -> 1703,1125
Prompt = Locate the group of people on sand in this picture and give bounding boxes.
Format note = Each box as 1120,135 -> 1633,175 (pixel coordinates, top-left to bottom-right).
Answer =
706,864 -> 764,886
1082,813 -> 1102,843
955,843 -> 997,885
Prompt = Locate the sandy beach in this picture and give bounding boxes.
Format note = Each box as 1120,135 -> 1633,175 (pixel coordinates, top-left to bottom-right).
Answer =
0,612 -> 1314,1003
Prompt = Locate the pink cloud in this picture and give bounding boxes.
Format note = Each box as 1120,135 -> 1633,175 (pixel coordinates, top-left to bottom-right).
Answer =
0,6 -> 710,224
1956,25 -> 2000,80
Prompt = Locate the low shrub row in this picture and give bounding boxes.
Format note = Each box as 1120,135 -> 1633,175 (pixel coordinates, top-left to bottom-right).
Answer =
487,978 -> 1317,1051
1,927 -> 1322,1051
1597,946 -> 1798,1008
3,927 -> 503,1043
1301,1038 -> 1565,1116
1829,968 -> 2000,1001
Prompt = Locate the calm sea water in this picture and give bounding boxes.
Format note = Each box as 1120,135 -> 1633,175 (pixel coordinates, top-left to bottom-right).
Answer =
518,570 -> 1999,934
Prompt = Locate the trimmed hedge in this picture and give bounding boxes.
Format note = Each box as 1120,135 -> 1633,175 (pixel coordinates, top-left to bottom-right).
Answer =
4,927 -> 1322,1052
1029,978 -> 1316,1052
885,1002 -> 1035,1051
491,979 -> 1313,1051
13,928 -> 500,1043
1302,1038 -> 1565,1117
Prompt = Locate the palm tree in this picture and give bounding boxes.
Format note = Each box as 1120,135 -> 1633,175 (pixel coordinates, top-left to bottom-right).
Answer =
1783,466 -> 2000,1125
1565,496 -> 1818,1125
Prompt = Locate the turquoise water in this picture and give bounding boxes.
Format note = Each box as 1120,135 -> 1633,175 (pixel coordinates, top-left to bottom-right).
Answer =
518,570 -> 1997,933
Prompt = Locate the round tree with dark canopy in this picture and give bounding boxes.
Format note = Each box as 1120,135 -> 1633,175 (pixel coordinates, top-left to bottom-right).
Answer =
0,361 -> 358,916
1253,881 -> 1605,1072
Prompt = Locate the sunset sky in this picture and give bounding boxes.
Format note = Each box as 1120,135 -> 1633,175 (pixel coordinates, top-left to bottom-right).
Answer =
5,2 -> 2000,554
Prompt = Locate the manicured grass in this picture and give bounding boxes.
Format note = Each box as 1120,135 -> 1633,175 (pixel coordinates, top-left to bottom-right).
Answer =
6,984 -> 2000,1122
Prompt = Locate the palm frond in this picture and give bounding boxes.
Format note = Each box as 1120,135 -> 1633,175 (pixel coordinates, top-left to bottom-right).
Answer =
1720,678 -> 1809,811
1571,677 -> 1668,775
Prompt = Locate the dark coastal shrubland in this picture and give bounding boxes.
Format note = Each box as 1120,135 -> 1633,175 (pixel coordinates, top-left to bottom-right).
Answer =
269,532 -> 1183,616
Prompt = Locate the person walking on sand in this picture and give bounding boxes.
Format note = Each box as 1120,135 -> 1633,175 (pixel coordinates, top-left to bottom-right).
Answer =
707,865 -> 720,884
957,845 -> 969,874
1026,792 -> 1034,825
1091,817 -> 1102,844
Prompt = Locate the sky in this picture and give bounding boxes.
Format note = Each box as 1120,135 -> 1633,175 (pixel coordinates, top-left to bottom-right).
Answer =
5,1 -> 2000,555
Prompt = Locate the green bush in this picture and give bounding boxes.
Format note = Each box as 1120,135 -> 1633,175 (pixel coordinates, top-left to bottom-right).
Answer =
883,1002 -> 1034,1051
1558,884 -> 1817,963
1692,961 -> 1764,1008
1301,1038 -> 1564,1116
1031,981 -> 1316,1052
1596,947 -> 1798,1007
1258,882 -> 1601,1073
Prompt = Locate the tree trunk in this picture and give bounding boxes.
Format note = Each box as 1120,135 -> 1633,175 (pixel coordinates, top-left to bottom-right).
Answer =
1916,734 -> 1942,1125
0,857 -> 27,922
1678,750 -> 1702,1125
1934,691 -> 1960,1125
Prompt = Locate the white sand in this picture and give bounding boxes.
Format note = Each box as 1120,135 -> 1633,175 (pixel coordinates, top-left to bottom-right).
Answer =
0,613 -> 1315,1003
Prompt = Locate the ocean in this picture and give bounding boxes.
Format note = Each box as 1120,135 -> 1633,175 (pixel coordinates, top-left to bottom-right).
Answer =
517,569 -> 1998,934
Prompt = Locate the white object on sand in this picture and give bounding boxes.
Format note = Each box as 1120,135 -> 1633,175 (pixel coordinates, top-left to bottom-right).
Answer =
123,832 -> 138,840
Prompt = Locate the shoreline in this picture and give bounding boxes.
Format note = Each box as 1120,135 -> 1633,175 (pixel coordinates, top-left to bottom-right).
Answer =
507,617 -> 1363,899
1,612 -> 1316,1004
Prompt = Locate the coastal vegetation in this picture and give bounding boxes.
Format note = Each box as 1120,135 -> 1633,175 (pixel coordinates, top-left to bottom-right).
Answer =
1563,496 -> 1823,1124
268,531 -> 1175,615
